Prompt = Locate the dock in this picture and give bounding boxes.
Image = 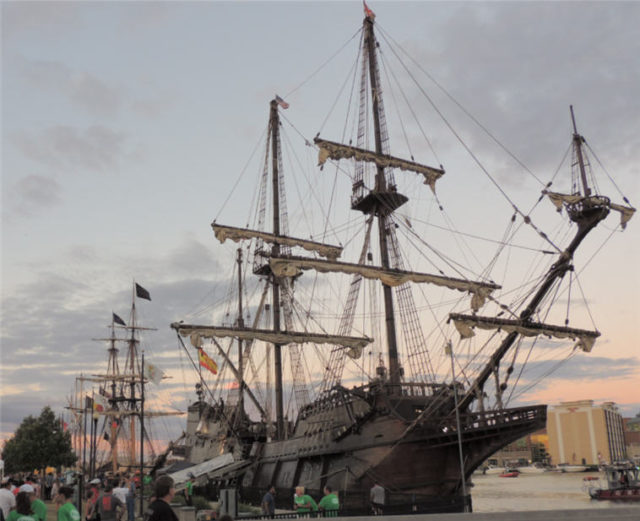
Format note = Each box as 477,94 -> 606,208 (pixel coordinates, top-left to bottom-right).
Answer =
311,508 -> 640,521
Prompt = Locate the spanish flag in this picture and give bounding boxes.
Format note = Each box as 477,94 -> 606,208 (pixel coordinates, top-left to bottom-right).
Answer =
198,348 -> 218,375
363,0 -> 375,19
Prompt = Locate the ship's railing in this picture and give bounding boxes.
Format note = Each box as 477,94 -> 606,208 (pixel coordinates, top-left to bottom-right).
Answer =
239,491 -> 469,518
454,405 -> 547,433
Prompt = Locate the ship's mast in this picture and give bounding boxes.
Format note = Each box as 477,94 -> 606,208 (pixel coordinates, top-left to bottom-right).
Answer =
571,105 -> 591,197
363,17 -> 402,386
236,247 -> 245,416
105,323 -> 120,473
126,296 -> 139,465
457,108 -> 610,412
269,99 -> 286,439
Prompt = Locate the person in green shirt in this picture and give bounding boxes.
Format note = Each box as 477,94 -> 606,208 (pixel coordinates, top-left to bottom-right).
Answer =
183,474 -> 194,507
17,485 -> 45,521
7,492 -> 38,521
57,487 -> 80,521
317,486 -> 339,517
293,486 -> 317,516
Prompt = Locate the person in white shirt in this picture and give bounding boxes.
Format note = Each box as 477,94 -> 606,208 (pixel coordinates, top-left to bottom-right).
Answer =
0,478 -> 17,521
112,480 -> 129,508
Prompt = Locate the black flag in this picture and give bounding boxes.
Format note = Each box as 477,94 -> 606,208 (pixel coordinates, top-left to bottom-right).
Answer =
112,313 -> 126,326
135,283 -> 151,301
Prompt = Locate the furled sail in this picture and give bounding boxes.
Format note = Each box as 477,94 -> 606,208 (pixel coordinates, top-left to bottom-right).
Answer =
314,138 -> 445,193
269,256 -> 499,311
212,223 -> 343,261
544,191 -> 636,229
448,313 -> 600,352
172,323 -> 372,350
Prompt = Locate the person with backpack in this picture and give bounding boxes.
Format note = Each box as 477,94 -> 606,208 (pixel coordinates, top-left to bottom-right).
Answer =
97,483 -> 122,521
85,480 -> 100,521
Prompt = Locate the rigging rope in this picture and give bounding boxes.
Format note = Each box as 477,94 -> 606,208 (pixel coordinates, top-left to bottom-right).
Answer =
377,23 -> 546,187
587,142 -> 635,206
284,27 -> 363,100
374,24 -> 561,254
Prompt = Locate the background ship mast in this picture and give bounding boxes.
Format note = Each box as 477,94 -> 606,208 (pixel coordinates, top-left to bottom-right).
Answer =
268,99 -> 286,440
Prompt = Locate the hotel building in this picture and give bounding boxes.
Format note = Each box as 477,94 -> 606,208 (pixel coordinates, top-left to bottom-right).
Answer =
547,400 -> 626,465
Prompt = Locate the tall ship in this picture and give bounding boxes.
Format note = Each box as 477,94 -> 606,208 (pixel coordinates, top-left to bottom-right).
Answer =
70,283 -> 181,477
160,7 -> 635,514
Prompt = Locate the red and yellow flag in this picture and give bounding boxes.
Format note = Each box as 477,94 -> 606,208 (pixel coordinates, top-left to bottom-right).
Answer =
198,348 -> 218,375
363,0 -> 375,19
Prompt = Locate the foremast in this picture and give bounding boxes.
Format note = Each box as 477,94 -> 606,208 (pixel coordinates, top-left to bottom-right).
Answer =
454,107 -> 634,412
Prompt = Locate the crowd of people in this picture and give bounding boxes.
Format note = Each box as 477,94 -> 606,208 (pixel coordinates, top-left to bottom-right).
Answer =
0,472 -> 136,521
2,470 -> 386,521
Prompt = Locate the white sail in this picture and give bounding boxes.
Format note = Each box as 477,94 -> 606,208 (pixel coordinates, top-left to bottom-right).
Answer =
544,191 -> 635,229
449,313 -> 599,352
269,256 -> 499,311
172,323 -> 373,350
212,223 -> 343,260
315,138 -> 444,193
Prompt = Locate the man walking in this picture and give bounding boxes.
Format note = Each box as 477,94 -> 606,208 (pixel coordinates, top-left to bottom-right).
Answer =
369,481 -> 385,515
97,483 -> 123,521
124,477 -> 135,521
57,487 -> 80,521
145,476 -> 177,521
260,485 -> 275,518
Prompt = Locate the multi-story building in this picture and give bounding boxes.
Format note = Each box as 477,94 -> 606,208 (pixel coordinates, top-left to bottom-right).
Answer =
624,417 -> 640,463
547,400 -> 626,466
486,429 -> 549,467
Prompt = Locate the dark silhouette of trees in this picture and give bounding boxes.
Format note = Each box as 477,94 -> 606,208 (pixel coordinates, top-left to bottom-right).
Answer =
2,406 -> 77,474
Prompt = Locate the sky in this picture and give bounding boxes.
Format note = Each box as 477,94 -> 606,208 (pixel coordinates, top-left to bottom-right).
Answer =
2,1 -> 639,448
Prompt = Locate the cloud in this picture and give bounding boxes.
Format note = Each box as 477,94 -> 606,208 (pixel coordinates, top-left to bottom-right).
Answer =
19,58 -> 122,116
8,175 -> 62,215
11,125 -> 128,174
523,355 -> 638,383
16,56 -> 172,119
1,3 -> 83,41
397,2 -> 640,186
0,237 -> 227,438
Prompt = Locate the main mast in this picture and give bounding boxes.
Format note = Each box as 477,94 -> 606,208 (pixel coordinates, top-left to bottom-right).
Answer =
362,16 -> 402,386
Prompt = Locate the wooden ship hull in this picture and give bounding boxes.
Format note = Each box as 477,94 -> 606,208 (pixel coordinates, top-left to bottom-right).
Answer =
178,386 -> 545,513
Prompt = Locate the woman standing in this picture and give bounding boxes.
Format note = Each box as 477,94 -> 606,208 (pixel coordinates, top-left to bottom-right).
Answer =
6,492 -> 37,521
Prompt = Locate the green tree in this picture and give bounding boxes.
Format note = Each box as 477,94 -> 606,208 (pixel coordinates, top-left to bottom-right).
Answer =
2,406 -> 77,474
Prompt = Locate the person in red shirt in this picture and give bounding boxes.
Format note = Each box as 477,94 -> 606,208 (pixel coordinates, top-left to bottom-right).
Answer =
86,480 -> 100,521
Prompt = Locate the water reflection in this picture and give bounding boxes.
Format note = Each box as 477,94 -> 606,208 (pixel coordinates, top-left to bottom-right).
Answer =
471,472 -> 640,512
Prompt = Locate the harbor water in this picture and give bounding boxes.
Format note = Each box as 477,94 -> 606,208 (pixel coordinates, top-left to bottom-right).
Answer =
471,471 -> 640,512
